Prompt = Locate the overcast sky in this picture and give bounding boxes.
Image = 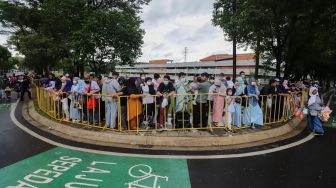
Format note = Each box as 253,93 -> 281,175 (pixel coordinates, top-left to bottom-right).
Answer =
0,0 -> 251,62
139,0 -> 250,62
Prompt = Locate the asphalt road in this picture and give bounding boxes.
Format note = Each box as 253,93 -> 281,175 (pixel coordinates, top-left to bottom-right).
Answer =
0,97 -> 336,188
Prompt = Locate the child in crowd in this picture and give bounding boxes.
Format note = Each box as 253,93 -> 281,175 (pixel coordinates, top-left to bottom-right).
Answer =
226,88 -> 235,132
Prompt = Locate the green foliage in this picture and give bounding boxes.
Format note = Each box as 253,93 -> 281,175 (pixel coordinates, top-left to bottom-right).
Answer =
213,0 -> 336,80
0,45 -> 14,72
0,0 -> 150,75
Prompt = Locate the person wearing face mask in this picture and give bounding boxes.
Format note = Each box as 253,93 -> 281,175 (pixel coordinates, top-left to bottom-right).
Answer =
193,72 -> 211,128
306,87 -> 324,135
175,72 -> 189,112
141,77 -> 156,128
226,76 -> 234,89
70,77 -> 81,123
59,76 -> 72,121
157,75 -> 175,129
218,73 -> 227,87
102,72 -> 122,129
234,77 -> 247,128
244,77 -> 263,129
208,77 -> 217,123
239,71 -> 246,79
212,79 -> 226,127
140,74 -> 146,82
82,74 -> 101,124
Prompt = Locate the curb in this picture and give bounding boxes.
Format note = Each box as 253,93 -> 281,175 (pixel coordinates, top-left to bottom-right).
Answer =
24,100 -> 305,151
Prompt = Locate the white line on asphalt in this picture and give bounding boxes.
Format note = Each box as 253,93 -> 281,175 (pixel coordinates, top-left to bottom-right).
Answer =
10,101 -> 315,159
327,94 -> 334,107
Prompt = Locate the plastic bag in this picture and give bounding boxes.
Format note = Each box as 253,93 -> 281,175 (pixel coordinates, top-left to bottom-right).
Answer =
87,97 -> 97,109
267,98 -> 272,109
302,108 -> 308,115
161,98 -> 168,108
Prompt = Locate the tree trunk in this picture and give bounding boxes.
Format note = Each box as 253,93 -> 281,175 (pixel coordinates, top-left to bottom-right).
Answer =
74,61 -> 80,77
80,60 -> 84,78
283,59 -> 290,78
275,48 -> 282,78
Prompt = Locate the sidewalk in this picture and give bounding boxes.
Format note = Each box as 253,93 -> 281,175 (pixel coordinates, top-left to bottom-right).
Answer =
23,100 -> 306,151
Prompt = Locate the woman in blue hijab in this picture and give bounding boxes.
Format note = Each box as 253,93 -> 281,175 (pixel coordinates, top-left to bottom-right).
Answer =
234,77 -> 246,127
244,77 -> 264,128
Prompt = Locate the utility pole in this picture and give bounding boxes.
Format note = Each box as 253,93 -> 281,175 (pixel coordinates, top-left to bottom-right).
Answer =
232,0 -> 237,81
255,38 -> 260,79
183,47 -> 188,63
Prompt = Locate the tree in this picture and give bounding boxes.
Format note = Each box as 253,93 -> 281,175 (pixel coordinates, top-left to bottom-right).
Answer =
0,45 -> 13,72
212,0 -> 336,80
0,0 -> 150,75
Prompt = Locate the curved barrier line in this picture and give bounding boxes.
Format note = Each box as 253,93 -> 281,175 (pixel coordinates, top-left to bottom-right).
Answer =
11,100 -> 314,159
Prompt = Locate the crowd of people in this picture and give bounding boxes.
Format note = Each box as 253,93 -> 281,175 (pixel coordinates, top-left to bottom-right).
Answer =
38,70 -> 328,135
0,73 -> 31,102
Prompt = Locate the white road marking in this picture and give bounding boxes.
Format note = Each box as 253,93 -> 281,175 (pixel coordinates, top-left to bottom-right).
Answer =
11,101 -> 315,159
327,94 -> 334,106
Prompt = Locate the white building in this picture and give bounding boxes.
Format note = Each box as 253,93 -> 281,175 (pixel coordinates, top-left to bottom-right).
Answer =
116,53 -> 276,81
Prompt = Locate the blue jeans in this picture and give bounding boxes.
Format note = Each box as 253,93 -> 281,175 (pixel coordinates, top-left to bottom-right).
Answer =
307,113 -> 324,134
106,100 -> 118,128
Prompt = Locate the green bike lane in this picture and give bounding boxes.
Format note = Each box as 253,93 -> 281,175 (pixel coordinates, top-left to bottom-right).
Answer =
0,101 -> 191,188
0,147 -> 190,188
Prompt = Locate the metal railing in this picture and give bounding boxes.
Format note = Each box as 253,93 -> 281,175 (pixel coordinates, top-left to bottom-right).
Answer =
35,87 -> 307,133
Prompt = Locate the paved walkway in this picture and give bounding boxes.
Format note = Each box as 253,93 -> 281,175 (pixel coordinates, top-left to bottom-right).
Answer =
0,94 -> 336,187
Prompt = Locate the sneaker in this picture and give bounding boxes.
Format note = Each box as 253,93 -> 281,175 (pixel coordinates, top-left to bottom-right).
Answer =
191,129 -> 198,133
314,132 -> 324,136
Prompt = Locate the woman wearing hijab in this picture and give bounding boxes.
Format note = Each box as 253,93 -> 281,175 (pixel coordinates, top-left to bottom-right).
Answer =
126,78 -> 143,130
69,77 -> 80,123
245,77 -> 263,128
234,77 -> 246,127
212,79 -> 227,126
307,87 -> 324,135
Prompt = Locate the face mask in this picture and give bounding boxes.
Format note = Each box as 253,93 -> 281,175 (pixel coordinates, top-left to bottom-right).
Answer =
73,81 -> 77,85
85,81 -> 90,84
241,75 -> 245,78
164,81 -> 169,85
147,81 -> 152,85
251,82 -> 256,86
141,77 -> 145,80
210,79 -> 215,83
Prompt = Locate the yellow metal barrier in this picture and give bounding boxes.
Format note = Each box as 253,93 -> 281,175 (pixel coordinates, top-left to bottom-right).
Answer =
36,87 -> 300,133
